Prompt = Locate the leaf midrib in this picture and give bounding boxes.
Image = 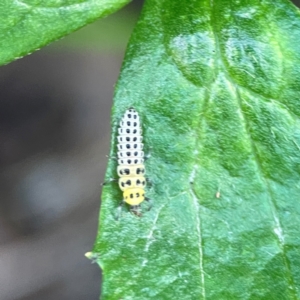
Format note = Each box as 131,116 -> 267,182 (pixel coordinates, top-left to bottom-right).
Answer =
158,0 -> 297,297
209,2 -> 297,298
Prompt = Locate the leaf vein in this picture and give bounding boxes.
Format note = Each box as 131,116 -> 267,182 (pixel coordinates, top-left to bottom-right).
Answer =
144,204 -> 165,253
210,2 -> 298,298
189,165 -> 206,300
232,81 -> 300,122
235,88 -> 297,300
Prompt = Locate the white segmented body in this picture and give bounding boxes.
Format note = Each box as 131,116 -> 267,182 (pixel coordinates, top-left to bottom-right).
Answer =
117,108 -> 146,206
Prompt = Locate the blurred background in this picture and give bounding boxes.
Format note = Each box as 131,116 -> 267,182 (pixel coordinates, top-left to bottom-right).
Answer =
0,0 -> 300,299
0,1 -> 143,299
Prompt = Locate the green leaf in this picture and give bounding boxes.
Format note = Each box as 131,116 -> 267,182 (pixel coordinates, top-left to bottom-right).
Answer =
0,0 -> 131,65
91,0 -> 300,299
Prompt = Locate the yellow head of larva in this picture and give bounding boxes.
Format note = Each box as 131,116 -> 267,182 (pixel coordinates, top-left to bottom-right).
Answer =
123,188 -> 145,205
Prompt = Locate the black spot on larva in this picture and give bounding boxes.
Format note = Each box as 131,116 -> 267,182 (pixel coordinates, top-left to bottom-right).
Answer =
120,145 -> 123,149
134,115 -> 137,119
137,168 -> 141,174
137,179 -> 141,184
126,152 -> 130,156
128,159 -> 131,164
126,144 -> 130,149
142,181 -> 145,185
134,159 -> 138,163
127,121 -> 130,126
121,182 -> 125,187
142,169 -> 145,173
126,129 -> 130,133
130,194 -> 133,199
125,169 -> 130,175
136,193 -> 140,197
126,137 -> 130,142
133,129 -> 137,134
126,180 -> 131,186
134,144 -> 137,149
120,137 -> 123,142
134,122 -> 137,126
134,152 -> 138,156
128,114 -> 131,118
133,137 -> 137,142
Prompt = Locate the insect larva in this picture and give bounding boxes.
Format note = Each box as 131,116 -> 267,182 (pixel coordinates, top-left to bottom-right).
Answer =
117,108 -> 147,208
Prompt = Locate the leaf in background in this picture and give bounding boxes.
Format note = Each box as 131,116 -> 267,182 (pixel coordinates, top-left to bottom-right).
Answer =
92,0 -> 300,299
0,0 -> 131,65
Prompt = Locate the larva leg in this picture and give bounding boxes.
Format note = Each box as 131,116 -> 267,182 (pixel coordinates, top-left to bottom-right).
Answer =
145,177 -> 153,187
130,205 -> 142,217
101,178 -> 117,186
144,148 -> 152,161
115,200 -> 125,220
106,154 -> 117,160
144,197 -> 153,211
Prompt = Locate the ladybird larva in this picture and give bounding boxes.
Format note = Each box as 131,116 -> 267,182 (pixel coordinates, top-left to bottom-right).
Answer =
117,108 -> 146,206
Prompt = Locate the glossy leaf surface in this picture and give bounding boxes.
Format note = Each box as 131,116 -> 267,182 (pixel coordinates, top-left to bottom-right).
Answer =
0,0 -> 131,65
93,0 -> 300,299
